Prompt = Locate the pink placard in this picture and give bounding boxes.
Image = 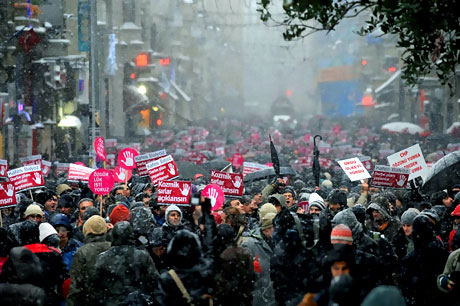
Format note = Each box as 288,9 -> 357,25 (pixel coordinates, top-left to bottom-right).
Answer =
89,169 -> 115,195
8,165 -> 44,192
0,182 -> 17,208
74,162 -> 85,167
113,166 -> 132,183
118,148 -> 139,170
210,170 -> 244,197
95,137 -> 106,161
156,180 -> 192,205
202,184 -> 225,211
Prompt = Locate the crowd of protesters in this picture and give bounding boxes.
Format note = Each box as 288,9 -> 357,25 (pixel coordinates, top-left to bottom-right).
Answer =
1,117 -> 460,306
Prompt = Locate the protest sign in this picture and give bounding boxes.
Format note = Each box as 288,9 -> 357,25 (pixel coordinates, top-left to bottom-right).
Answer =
0,159 -> 8,178
371,165 -> 410,188
242,162 -> 271,176
105,138 -> 117,148
387,144 -> 428,180
42,160 -> 52,176
358,156 -> 374,171
146,155 -> 179,185
210,170 -> 244,197
231,153 -> 244,168
337,157 -> 371,181
55,163 -> 70,176
89,169 -> 115,195
113,166 -> 132,183
8,165 -> 44,192
134,149 -> 167,177
94,137 -> 106,161
118,148 -> 139,170
202,184 -> 225,211
215,147 -> 225,156
20,155 -> 42,166
0,182 -> 17,208
68,164 -> 95,182
156,180 -> 191,206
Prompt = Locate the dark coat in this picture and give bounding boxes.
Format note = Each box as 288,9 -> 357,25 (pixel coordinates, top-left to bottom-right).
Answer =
155,230 -> 215,306
399,216 -> 449,305
0,244 -> 67,306
91,222 -> 159,306
271,209 -> 322,306
67,234 -> 111,306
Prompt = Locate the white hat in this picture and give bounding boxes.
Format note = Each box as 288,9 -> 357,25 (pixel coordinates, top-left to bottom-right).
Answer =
308,193 -> 325,210
39,222 -> 58,242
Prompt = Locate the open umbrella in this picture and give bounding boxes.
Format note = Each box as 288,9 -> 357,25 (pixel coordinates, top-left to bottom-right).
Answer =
243,166 -> 296,182
422,151 -> 460,193
381,122 -> 424,135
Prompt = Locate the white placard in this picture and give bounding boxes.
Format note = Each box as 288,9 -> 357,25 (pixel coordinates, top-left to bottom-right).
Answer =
387,144 -> 428,180
337,157 -> 371,182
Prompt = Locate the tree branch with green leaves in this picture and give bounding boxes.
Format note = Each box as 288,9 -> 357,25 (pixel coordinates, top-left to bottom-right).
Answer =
258,0 -> 460,88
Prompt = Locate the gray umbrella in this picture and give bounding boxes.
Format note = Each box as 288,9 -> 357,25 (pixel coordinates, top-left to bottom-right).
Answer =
243,166 -> 296,182
422,151 -> 460,193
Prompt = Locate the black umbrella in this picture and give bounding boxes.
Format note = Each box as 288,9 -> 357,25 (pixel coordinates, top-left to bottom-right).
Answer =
312,135 -> 322,187
422,151 -> 460,193
243,166 -> 296,182
175,162 -> 207,180
269,134 -> 280,178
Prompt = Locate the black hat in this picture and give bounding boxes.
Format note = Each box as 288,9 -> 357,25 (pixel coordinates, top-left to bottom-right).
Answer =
58,194 -> 74,208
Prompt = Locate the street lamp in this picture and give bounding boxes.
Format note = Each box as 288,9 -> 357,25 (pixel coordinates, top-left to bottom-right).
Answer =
137,85 -> 147,95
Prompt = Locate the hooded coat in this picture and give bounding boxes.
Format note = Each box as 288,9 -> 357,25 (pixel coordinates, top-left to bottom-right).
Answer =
151,205 -> 186,248
0,246 -> 46,306
155,230 -> 215,306
241,227 -> 275,306
66,234 -> 111,306
91,221 -> 159,306
400,215 -> 449,305
366,198 -> 401,242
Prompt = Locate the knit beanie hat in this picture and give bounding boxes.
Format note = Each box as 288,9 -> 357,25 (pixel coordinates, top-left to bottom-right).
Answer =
83,215 -> 107,236
332,208 -> 363,237
109,204 -> 130,225
308,193 -> 325,210
330,224 -> 353,245
259,203 -> 277,220
261,212 -> 276,230
401,208 -> 420,225
39,222 -> 58,242
24,204 -> 44,218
